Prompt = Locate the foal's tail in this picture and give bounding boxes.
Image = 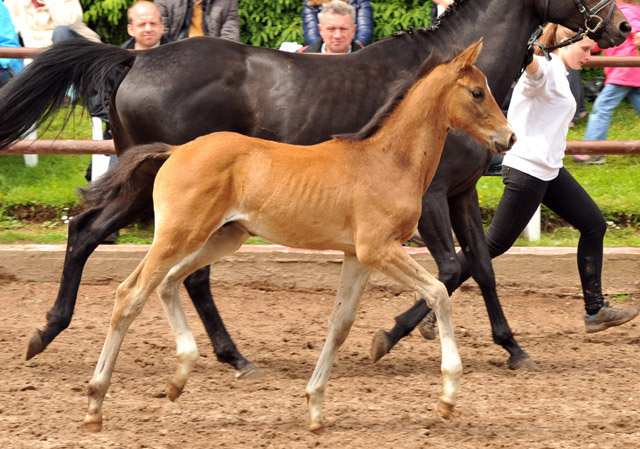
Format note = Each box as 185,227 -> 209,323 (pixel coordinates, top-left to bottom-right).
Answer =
0,39 -> 136,149
80,143 -> 173,209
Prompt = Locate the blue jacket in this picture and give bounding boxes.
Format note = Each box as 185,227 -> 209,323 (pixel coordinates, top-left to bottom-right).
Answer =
302,0 -> 374,47
0,1 -> 23,75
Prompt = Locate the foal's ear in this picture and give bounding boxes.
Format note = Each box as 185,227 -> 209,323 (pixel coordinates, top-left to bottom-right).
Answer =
454,38 -> 484,72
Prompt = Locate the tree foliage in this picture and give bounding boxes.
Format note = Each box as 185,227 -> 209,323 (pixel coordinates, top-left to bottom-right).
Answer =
79,0 -> 433,47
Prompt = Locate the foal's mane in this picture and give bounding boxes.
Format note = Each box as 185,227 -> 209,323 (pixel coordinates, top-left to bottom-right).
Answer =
336,0 -> 476,143
335,47 -> 459,142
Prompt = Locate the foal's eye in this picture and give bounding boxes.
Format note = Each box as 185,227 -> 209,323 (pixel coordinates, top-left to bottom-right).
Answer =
472,89 -> 484,99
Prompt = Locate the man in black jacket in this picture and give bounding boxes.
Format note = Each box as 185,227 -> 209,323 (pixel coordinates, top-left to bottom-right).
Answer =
89,1 -> 170,125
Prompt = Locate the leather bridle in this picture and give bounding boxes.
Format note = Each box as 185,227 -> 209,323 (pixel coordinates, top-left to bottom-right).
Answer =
529,0 -> 617,58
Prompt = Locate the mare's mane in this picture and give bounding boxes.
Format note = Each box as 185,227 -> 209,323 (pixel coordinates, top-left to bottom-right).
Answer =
335,47 -> 460,142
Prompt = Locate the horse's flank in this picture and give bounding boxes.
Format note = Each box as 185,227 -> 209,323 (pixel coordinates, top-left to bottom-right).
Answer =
152,40 -> 512,256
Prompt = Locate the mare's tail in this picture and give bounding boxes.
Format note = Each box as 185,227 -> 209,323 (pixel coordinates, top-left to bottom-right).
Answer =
80,143 -> 173,209
0,39 -> 136,148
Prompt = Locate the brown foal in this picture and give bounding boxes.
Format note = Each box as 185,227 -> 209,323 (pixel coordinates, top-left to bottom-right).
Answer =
82,39 -> 514,432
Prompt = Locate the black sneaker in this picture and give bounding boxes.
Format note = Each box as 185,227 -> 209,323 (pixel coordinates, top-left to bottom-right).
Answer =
584,301 -> 639,333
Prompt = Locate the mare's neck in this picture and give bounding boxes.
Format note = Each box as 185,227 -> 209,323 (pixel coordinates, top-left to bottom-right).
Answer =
427,0 -> 541,103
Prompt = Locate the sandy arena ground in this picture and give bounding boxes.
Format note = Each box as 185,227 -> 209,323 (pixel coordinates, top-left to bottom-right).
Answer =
0,245 -> 639,448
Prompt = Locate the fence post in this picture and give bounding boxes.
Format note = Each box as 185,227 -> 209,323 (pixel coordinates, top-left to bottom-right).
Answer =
90,117 -> 112,181
523,205 -> 541,241
23,127 -> 38,167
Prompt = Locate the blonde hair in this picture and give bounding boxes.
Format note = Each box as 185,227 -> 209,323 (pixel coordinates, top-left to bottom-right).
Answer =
534,24 -> 576,56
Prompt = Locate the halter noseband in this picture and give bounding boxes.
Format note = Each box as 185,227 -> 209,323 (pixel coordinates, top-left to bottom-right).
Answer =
528,0 -> 617,60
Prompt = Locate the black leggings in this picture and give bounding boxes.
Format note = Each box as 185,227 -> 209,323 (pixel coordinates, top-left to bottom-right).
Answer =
456,166 -> 607,314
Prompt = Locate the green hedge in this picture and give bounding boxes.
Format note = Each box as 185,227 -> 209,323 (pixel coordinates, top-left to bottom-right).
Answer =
81,0 -> 433,46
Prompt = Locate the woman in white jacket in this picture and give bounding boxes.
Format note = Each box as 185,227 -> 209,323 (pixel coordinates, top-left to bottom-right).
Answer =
4,0 -> 99,48
479,24 -> 638,333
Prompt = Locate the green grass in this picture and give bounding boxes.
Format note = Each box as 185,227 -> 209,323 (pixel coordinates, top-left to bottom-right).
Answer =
1,102 -> 639,246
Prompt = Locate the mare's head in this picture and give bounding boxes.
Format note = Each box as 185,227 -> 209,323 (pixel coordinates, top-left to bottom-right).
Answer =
544,0 -> 630,48
434,39 -> 515,154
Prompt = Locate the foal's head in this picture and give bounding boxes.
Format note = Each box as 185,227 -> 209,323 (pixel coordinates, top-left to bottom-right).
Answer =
436,40 -> 516,154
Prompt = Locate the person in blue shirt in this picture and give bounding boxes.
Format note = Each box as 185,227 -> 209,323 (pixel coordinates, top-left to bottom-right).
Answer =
0,0 -> 23,88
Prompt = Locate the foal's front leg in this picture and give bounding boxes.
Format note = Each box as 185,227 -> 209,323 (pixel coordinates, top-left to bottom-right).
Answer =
306,253 -> 372,432
362,244 -> 462,418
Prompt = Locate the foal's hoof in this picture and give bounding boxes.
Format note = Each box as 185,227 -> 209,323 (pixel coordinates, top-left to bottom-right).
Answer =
235,362 -> 263,380
507,354 -> 538,371
437,400 -> 454,419
83,417 -> 103,433
370,330 -> 393,363
309,419 -> 325,434
167,383 -> 183,402
25,328 -> 46,360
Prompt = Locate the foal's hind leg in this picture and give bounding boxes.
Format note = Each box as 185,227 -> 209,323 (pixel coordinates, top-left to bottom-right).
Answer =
84,248 -> 181,432
360,244 -> 462,418
306,253 -> 372,432
156,224 -> 255,402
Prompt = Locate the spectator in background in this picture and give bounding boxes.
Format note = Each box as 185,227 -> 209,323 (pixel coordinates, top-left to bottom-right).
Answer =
88,1 -> 169,128
302,0 -> 372,47
155,0 -> 239,42
299,0 -> 361,54
574,0 -> 640,164
1,0 -> 23,88
4,0 -> 100,47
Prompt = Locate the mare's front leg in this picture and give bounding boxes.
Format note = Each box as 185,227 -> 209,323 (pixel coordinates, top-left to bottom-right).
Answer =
26,195 -> 151,360
363,243 -> 462,418
306,253 -> 372,432
448,188 -> 536,370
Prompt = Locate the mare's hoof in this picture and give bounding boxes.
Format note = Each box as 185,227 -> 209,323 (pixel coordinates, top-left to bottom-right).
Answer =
235,363 -> 263,380
25,328 -> 46,360
508,354 -> 538,371
167,383 -> 182,402
417,311 -> 437,341
437,400 -> 454,419
370,330 -> 392,363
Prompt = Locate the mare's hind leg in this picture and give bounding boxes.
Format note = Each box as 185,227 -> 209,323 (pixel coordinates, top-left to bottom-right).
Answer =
360,243 -> 462,418
306,253 -> 372,432
25,194 -> 255,376
156,224 -> 256,402
183,267 -> 258,378
26,196 -> 151,360
448,189 -> 536,370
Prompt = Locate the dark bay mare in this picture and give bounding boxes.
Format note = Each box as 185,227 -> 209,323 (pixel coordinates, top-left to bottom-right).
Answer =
0,0 -> 629,376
